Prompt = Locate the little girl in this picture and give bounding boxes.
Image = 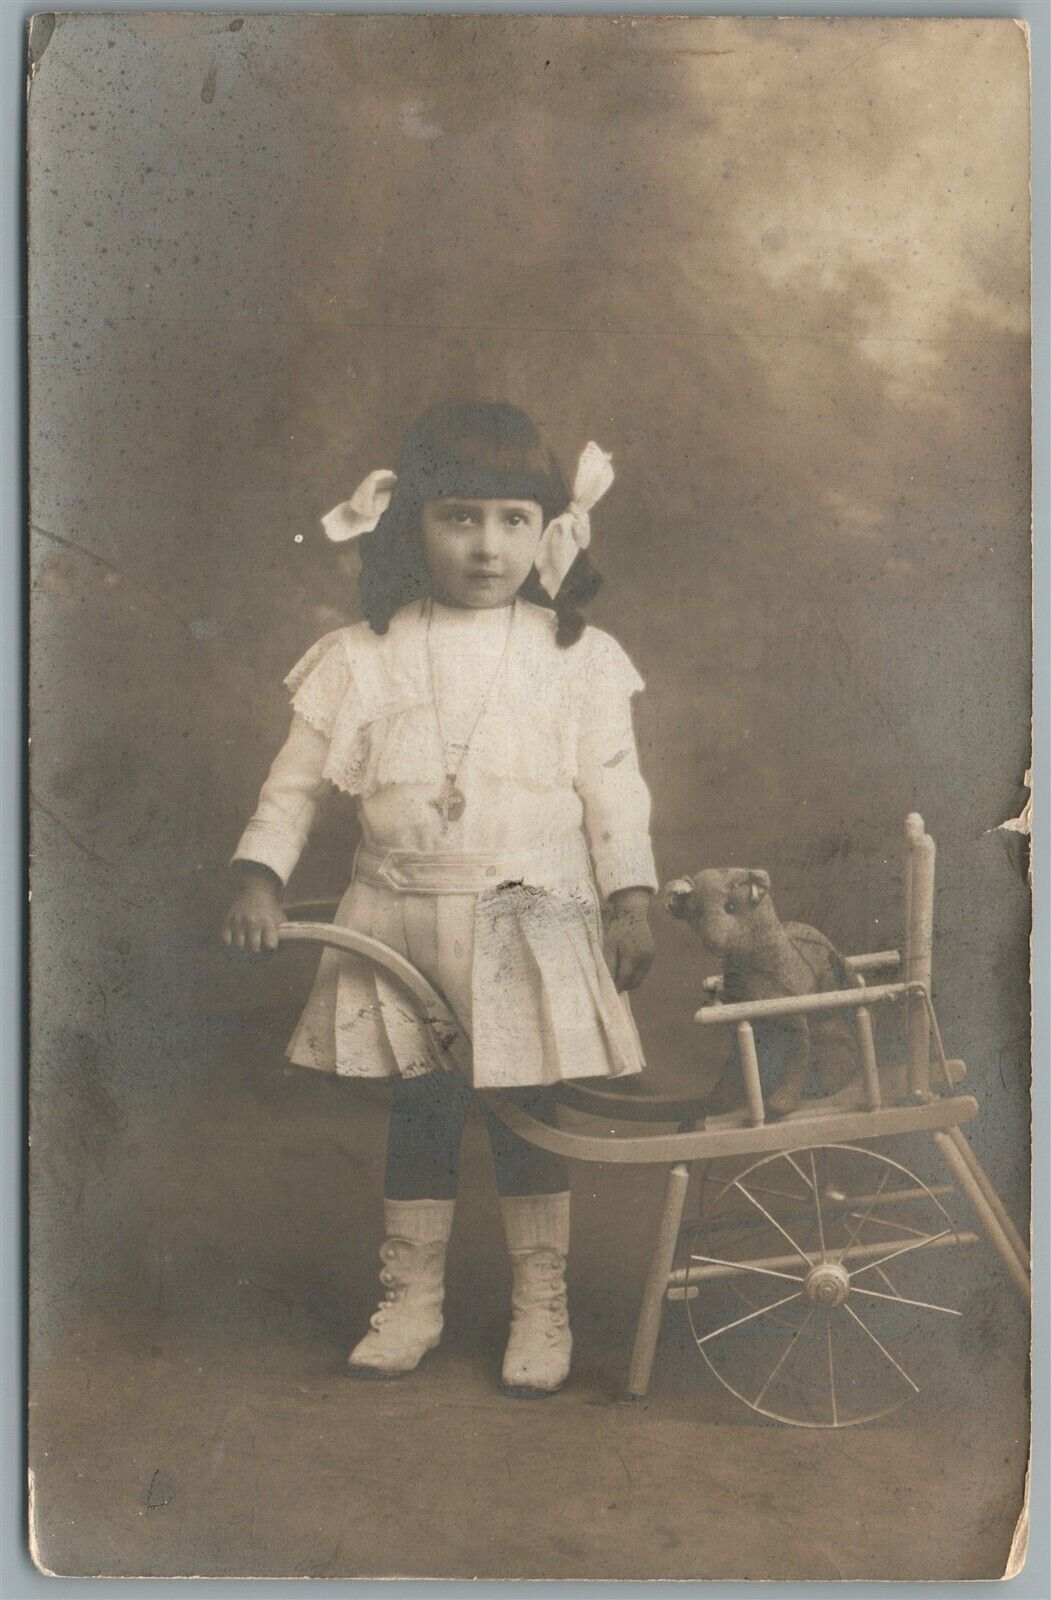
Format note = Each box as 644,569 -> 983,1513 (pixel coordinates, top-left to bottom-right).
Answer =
223,401 -> 657,1396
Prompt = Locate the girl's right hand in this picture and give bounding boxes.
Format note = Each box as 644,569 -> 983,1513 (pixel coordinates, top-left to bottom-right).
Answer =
222,870 -> 284,955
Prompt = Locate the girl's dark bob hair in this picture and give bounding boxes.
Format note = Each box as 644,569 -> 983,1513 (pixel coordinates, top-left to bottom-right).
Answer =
356,401 -> 601,646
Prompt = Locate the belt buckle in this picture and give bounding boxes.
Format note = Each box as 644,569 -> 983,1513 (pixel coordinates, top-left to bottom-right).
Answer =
377,849 -> 404,891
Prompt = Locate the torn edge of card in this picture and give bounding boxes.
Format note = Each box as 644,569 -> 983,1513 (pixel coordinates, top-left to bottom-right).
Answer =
1003,1458 -> 1030,1579
27,13 -> 56,92
997,769 -> 1032,837
27,1467 -> 58,1577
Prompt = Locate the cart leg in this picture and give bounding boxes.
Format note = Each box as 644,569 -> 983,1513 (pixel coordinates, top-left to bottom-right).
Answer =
933,1132 -> 1031,1306
943,1125 -> 1030,1271
627,1162 -> 693,1400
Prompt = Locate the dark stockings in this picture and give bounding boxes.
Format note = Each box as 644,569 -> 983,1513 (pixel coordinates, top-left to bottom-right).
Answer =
384,1069 -> 568,1199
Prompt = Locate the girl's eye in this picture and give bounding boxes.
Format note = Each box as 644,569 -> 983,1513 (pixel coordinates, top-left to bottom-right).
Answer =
506,513 -> 525,527
723,899 -> 736,915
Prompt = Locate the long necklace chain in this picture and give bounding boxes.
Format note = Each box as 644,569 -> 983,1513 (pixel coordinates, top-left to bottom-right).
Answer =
424,596 -> 517,829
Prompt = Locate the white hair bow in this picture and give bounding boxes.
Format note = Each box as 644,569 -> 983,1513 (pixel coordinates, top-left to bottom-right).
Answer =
320,442 -> 614,597
534,442 -> 614,597
321,469 -> 399,542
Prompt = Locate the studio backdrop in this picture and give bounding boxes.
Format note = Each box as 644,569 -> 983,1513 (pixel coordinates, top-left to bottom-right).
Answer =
27,13 -> 1031,1581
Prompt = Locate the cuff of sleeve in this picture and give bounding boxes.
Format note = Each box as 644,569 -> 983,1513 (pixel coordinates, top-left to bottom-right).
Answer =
592,842 -> 659,900
230,819 -> 307,887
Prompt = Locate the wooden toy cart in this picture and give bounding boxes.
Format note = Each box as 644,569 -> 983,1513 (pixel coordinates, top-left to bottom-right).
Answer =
279,814 -> 1030,1428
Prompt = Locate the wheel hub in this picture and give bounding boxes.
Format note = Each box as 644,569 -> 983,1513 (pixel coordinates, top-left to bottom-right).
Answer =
804,1261 -> 850,1308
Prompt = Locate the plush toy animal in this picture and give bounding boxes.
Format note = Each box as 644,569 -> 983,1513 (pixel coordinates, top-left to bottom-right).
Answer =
662,867 -> 860,1116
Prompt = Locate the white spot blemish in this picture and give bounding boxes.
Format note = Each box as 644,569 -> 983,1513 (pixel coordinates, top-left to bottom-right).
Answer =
397,101 -> 443,140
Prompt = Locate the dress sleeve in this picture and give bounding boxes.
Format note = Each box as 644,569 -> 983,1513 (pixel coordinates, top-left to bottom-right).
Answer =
574,632 -> 659,899
230,634 -> 355,885
230,714 -> 332,886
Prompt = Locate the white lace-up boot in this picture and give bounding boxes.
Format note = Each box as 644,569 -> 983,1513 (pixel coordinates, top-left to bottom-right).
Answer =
500,1191 -> 572,1396
347,1197 -> 455,1378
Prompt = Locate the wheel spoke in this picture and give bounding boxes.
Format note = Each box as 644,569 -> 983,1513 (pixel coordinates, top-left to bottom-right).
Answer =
728,1277 -> 801,1331
851,1227 -> 956,1279
842,1303 -> 920,1393
826,1314 -> 839,1427
851,1285 -> 961,1317
691,1148 -> 954,1428
697,1290 -> 803,1346
745,1182 -> 809,1204
783,1152 -> 816,1194
753,1310 -> 816,1407
809,1151 -> 827,1261
846,1210 -> 935,1240
689,1253 -> 804,1285
729,1279 -> 758,1315
733,1181 -> 813,1267
834,1165 -> 891,1263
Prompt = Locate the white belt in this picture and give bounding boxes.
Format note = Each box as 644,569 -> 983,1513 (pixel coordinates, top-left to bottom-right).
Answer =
353,831 -> 593,896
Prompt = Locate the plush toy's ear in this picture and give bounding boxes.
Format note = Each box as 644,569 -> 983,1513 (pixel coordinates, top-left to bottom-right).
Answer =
747,869 -> 771,905
661,879 -> 694,918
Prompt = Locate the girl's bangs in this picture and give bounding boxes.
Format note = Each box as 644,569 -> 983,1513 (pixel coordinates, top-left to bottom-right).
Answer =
396,405 -> 569,517
412,458 -> 559,509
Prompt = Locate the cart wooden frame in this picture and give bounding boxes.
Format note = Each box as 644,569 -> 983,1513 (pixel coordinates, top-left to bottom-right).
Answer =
277,815 -> 1029,1426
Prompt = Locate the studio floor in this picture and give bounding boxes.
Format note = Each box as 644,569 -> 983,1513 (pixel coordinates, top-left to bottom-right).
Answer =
29,1041 -> 1029,1582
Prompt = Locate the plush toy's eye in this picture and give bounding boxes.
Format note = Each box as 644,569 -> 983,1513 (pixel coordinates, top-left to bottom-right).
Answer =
723,898 -> 736,914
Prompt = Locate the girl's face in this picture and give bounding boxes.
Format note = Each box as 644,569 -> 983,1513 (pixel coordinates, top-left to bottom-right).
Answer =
419,497 -> 545,609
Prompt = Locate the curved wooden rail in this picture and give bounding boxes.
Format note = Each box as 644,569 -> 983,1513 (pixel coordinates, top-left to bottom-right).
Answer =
556,1081 -> 716,1124
480,1091 -> 980,1165
276,918 -> 978,1165
278,917 -> 714,1124
276,920 -> 470,1074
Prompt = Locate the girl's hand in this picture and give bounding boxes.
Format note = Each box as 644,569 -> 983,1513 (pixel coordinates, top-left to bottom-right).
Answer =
223,866 -> 284,956
604,888 -> 655,992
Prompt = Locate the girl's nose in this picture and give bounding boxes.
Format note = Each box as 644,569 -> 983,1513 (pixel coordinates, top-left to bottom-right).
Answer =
473,514 -> 502,558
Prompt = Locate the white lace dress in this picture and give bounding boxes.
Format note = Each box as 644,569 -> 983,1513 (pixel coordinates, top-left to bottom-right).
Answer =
232,598 -> 658,1089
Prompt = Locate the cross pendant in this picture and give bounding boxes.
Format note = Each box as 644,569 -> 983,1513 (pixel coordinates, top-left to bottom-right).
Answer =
431,774 -> 466,829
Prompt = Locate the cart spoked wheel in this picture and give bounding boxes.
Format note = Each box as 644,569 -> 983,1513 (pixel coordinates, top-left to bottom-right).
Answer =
681,1145 -> 964,1428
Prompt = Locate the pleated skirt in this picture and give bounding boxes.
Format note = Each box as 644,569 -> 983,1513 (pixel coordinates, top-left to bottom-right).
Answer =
286,876 -> 646,1090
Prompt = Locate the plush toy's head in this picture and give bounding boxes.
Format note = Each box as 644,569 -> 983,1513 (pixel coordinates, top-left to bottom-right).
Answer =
661,867 -> 774,960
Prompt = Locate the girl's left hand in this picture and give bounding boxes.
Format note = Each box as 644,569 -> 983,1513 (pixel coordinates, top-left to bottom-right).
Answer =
604,889 -> 655,992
